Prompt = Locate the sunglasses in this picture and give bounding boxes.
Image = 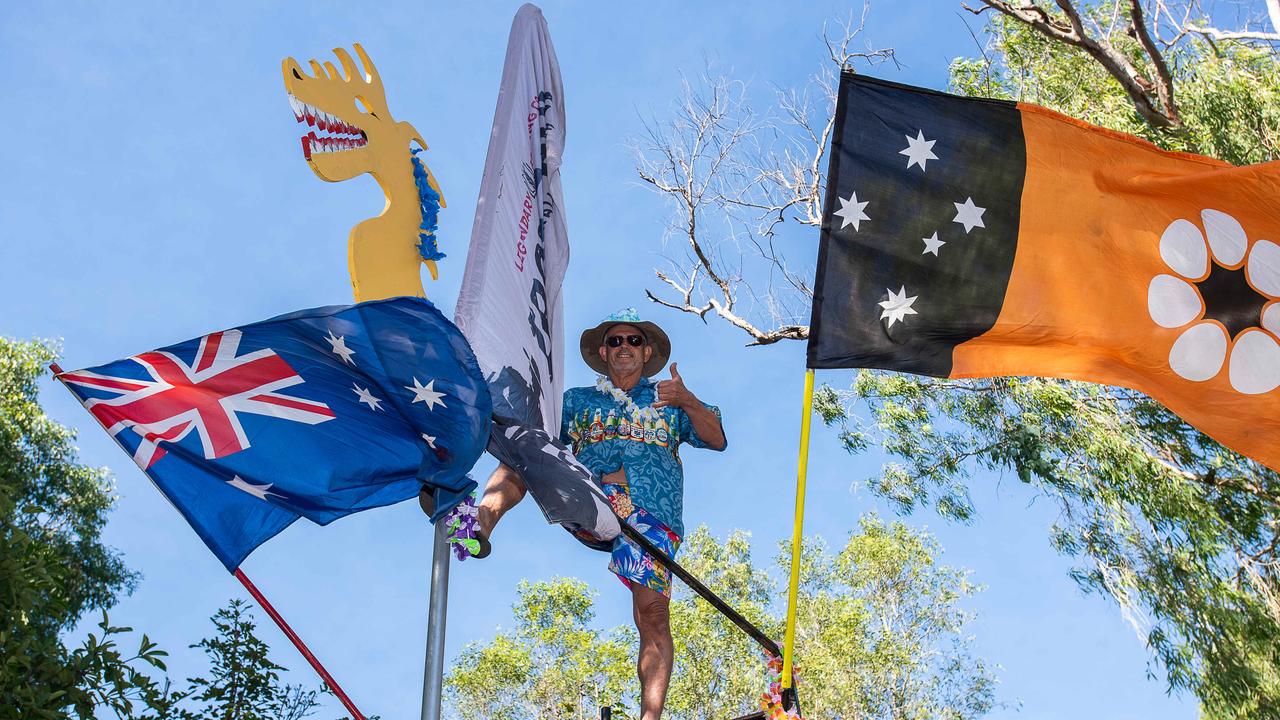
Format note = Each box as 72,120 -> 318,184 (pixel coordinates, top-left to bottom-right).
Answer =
605,334 -> 646,348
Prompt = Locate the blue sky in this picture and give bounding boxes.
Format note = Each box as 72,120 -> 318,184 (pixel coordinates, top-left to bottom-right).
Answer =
1,1 -> 1194,717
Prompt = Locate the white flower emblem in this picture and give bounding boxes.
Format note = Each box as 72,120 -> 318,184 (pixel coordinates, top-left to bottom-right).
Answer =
1147,209 -> 1280,394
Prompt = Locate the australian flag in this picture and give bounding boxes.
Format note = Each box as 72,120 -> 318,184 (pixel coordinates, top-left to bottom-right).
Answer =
56,297 -> 492,570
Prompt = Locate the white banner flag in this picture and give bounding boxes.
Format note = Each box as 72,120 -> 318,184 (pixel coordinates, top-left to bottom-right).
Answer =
455,3 -> 567,435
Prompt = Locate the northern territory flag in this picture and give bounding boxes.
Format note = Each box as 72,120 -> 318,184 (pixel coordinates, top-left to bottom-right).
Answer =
808,73 -> 1280,469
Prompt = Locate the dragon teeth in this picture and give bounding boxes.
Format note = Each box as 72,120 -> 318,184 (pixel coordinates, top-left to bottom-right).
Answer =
287,96 -> 351,135
297,123 -> 364,155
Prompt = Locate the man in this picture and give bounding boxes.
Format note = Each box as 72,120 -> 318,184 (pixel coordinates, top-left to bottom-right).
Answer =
474,308 -> 727,720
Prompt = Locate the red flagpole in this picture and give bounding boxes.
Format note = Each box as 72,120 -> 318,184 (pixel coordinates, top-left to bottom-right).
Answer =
234,569 -> 367,720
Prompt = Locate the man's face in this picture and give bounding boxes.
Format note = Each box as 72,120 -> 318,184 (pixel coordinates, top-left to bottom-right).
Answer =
599,323 -> 652,376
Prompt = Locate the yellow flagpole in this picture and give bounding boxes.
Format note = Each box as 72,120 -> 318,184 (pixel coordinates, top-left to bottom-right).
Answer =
781,368 -> 815,689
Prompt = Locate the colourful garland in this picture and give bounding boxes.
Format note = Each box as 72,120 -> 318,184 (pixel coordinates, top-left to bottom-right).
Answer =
443,489 -> 481,561
760,652 -> 804,720
410,149 -> 445,263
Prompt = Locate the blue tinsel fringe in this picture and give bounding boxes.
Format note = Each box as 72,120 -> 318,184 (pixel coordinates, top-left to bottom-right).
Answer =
411,149 -> 445,263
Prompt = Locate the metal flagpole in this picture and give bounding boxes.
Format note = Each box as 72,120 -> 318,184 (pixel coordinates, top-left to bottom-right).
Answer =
780,369 -> 816,696
419,519 -> 451,720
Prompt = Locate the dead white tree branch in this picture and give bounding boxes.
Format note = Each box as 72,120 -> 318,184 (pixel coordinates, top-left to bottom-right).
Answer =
1183,0 -> 1280,42
633,3 -> 895,345
1185,26 -> 1280,40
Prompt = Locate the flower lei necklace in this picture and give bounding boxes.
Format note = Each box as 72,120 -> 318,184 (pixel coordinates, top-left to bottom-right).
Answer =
595,375 -> 659,422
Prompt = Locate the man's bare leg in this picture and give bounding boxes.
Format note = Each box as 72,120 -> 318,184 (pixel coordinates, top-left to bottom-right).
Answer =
631,583 -> 674,720
477,463 -> 527,538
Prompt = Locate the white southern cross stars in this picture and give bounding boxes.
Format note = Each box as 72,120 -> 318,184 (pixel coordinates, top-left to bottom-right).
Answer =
227,475 -> 281,501
422,433 -> 437,449
899,130 -> 938,171
833,191 -> 870,231
922,231 -> 945,256
325,330 -> 356,365
879,286 -> 919,327
953,197 -> 986,233
352,383 -> 383,411
406,377 -> 447,411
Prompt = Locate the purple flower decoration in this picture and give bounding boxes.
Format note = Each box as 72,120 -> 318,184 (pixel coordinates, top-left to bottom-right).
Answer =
444,490 -> 482,561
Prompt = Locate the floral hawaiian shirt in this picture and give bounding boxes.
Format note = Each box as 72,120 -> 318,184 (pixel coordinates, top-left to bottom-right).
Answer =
560,377 -> 725,538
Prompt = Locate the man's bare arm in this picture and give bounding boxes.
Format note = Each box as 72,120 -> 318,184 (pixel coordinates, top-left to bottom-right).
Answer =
653,362 -> 726,450
683,400 -> 726,450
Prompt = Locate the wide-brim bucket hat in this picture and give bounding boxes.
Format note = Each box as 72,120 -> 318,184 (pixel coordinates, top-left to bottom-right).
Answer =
579,307 -> 671,377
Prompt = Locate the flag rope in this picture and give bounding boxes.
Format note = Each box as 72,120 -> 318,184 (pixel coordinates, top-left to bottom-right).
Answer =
781,369 -> 815,689
234,569 -> 367,720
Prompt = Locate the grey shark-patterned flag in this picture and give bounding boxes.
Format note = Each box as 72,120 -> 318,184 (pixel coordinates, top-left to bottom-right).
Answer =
806,71 -> 1280,472
486,416 -> 619,552
808,73 -> 1026,375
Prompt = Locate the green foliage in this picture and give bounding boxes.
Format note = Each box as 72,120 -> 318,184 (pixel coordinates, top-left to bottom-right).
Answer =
181,598 -> 320,720
446,578 -> 637,720
949,6 -> 1280,164
0,338 -> 137,629
448,524 -> 995,720
64,614 -> 181,719
0,337 -> 146,715
828,367 -> 1280,717
788,516 -> 996,720
665,529 -> 774,720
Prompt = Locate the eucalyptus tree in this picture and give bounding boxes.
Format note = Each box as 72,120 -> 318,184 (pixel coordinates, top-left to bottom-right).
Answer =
446,524 -> 995,720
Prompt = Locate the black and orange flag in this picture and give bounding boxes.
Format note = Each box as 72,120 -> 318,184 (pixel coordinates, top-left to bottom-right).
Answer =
808,73 -> 1280,469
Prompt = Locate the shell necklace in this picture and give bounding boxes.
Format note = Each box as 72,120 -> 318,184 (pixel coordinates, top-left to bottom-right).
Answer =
595,375 -> 659,423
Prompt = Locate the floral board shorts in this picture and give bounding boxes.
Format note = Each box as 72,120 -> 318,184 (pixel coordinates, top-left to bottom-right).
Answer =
604,483 -> 682,597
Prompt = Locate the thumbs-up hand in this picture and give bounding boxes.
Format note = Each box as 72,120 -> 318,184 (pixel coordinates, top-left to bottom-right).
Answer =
653,362 -> 694,410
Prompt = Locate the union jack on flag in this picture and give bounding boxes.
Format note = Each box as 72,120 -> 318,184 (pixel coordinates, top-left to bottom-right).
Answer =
57,298 -> 492,570
59,329 -> 336,470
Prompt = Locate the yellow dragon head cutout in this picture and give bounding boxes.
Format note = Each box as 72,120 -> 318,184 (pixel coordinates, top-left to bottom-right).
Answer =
282,44 -> 446,301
